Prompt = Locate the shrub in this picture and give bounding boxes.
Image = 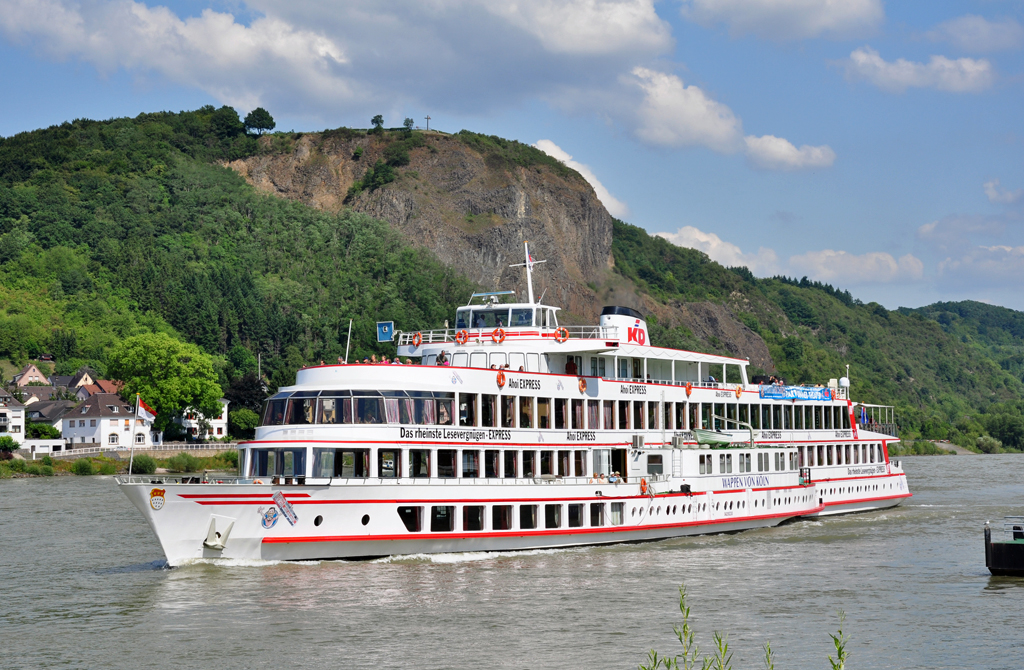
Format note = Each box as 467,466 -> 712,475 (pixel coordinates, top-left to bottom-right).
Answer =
71,458 -> 94,476
99,462 -> 116,475
129,454 -> 157,474
168,452 -> 201,472
0,435 -> 17,454
26,464 -> 41,475
8,458 -> 26,473
977,435 -> 1003,454
40,465 -> 54,476
221,450 -> 239,468
41,455 -> 53,466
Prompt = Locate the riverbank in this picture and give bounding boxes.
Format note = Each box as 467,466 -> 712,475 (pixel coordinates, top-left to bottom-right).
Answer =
0,450 -> 238,478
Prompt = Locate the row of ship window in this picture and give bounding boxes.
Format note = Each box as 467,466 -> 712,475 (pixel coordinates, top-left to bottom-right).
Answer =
261,392 -> 851,432
245,445 -> 840,479
396,500 -> 722,532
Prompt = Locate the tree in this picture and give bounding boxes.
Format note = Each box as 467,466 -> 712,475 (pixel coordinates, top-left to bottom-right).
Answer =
244,107 -> 276,135
210,106 -> 246,139
403,117 -> 414,133
107,333 -> 223,432
0,435 -> 16,455
371,114 -> 384,134
26,421 -> 60,439
225,371 -> 266,412
229,408 -> 261,439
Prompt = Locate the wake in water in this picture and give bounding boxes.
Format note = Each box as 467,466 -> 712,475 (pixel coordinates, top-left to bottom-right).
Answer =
371,546 -> 586,564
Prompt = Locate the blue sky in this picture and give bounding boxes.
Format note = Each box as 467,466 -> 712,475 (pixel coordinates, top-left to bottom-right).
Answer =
2,0 -> 1023,310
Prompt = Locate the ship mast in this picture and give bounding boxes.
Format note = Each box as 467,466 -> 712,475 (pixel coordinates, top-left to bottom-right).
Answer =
509,240 -> 546,304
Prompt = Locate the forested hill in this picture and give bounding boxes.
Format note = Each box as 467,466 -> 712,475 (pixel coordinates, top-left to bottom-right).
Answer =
1,106 -> 1023,451
0,107 -> 474,393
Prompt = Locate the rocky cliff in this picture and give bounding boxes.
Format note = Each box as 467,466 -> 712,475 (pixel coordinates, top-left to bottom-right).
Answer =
226,129 -> 774,370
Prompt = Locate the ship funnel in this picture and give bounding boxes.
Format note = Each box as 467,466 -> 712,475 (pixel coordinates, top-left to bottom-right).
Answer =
600,306 -> 649,346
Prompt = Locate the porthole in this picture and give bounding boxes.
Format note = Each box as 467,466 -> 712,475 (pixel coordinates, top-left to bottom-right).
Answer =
657,506 -> 661,514
314,515 -> 323,527
361,514 -> 370,526
632,507 -> 637,516
673,505 -> 677,515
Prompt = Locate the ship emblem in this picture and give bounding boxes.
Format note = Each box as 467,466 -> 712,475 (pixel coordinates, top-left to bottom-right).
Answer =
149,488 -> 166,511
261,506 -> 280,529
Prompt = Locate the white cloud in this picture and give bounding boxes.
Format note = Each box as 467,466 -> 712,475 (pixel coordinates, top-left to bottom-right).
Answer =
984,179 -> 1024,205
0,0 -> 674,119
534,139 -> 629,218
658,225 -> 923,285
487,0 -> 672,55
629,67 -> 835,170
0,0 -> 350,111
657,226 -> 780,274
630,67 -> 744,153
681,0 -> 883,40
788,249 -> 923,283
928,15 -> 1024,53
843,46 -> 994,93
744,134 -> 835,170
938,245 -> 1024,286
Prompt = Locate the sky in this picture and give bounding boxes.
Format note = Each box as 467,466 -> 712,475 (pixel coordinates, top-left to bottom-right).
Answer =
1,0 -> 1023,311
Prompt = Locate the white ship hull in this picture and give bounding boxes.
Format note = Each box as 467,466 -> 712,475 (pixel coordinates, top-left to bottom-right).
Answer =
120,477 -> 826,566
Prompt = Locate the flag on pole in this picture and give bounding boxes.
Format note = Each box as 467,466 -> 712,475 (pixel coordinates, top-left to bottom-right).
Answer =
138,398 -> 157,423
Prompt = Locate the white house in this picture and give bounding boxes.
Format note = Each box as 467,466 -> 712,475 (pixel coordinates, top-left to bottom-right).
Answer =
175,399 -> 230,440
62,393 -> 159,450
0,390 -> 26,445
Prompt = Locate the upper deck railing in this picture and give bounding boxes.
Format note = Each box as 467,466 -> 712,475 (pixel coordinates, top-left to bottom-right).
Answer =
115,473 -> 672,487
397,325 -> 618,346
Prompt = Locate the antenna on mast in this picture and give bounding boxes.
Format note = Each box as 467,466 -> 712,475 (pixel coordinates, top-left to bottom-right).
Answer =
509,240 -> 546,304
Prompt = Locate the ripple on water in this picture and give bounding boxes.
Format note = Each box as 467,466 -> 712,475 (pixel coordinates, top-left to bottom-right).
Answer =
2,455 -> 1023,670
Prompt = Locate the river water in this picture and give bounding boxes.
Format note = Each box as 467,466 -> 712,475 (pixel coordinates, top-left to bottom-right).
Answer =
1,455 -> 1022,670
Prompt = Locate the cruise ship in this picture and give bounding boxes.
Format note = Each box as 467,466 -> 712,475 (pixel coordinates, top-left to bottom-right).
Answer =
117,244 -> 911,566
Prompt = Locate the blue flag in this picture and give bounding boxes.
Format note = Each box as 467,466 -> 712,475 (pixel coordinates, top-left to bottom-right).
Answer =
377,321 -> 394,342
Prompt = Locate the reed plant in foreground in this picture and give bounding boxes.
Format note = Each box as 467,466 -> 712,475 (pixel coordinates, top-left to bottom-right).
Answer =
639,585 -> 848,670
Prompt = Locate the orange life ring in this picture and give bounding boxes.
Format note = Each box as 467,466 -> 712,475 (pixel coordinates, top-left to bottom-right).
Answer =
640,478 -> 648,495
455,330 -> 468,344
496,371 -> 506,388
735,385 -> 742,398
492,328 -> 506,344
554,327 -> 569,343
412,332 -> 423,347
578,377 -> 587,393
685,382 -> 693,397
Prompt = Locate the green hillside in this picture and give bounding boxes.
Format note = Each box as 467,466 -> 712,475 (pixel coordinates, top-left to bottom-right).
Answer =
0,107 -> 474,392
1,107 -> 1022,451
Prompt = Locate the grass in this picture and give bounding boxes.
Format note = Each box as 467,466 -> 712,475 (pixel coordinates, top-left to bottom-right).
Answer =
639,585 -> 849,670
0,450 -> 238,477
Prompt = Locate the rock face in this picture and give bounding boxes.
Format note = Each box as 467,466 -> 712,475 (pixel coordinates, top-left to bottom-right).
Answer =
226,130 -> 774,371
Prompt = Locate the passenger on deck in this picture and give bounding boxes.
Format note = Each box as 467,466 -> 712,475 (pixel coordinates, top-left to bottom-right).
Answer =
491,364 -> 498,369
404,358 -> 413,365
565,359 -> 578,375
518,366 -> 525,371
393,357 -> 402,364
370,354 -> 379,364
608,472 -> 620,484
437,351 -> 450,366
